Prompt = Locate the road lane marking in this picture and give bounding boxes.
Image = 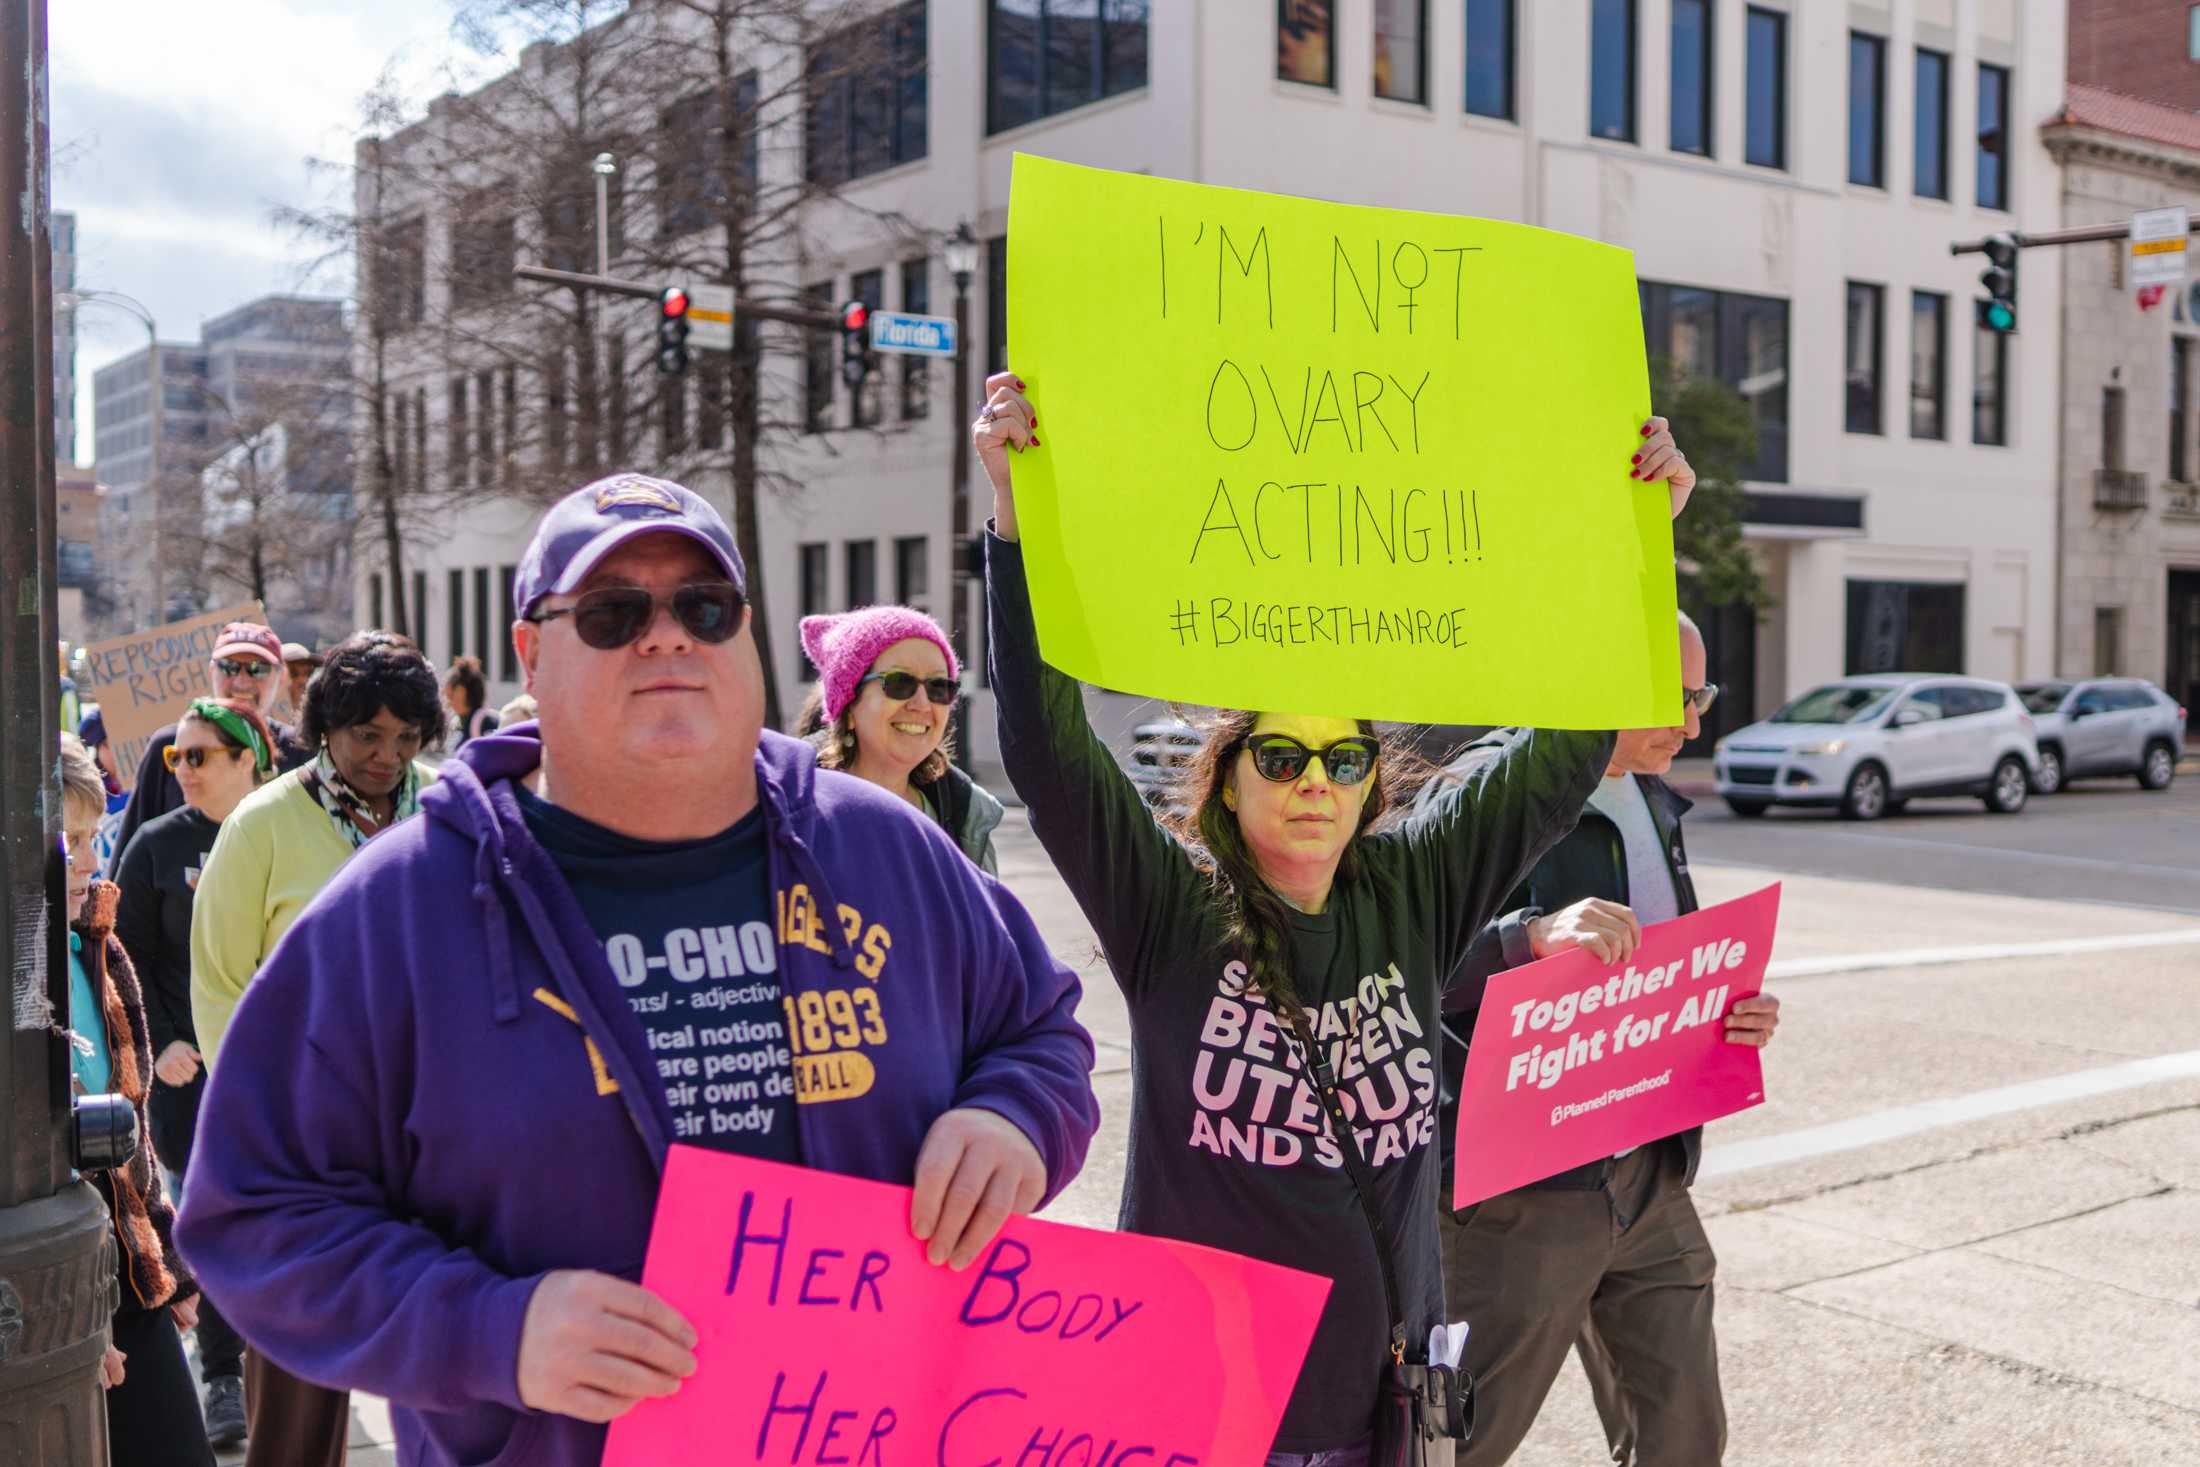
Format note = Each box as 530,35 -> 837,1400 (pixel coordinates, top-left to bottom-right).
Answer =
1700,1050 -> 2200,1179
1712,830 -> 2197,881
1768,929 -> 2200,979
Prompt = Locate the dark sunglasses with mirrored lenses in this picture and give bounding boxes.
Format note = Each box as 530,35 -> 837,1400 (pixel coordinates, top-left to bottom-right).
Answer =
163,745 -> 241,772
1683,683 -> 1720,715
1246,734 -> 1381,787
860,671 -> 958,706
214,658 -> 273,679
533,582 -> 745,650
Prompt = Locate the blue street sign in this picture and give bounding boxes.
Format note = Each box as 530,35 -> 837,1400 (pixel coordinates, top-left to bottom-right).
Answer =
867,311 -> 959,357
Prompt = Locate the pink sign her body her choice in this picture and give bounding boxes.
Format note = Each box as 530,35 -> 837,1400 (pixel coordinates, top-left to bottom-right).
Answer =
1452,885 -> 1782,1209
605,1149 -> 1332,1467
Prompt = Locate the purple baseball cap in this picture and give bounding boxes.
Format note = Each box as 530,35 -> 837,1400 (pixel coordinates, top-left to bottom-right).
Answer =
514,473 -> 745,619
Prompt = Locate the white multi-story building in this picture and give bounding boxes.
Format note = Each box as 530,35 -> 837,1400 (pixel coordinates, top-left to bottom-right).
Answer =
359,0 -> 2067,754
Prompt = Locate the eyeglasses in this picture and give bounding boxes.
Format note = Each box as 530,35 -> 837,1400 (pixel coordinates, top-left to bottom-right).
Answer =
860,671 -> 958,706
214,658 -> 273,679
1683,684 -> 1720,715
164,745 -> 241,772
1245,734 -> 1381,787
532,582 -> 745,651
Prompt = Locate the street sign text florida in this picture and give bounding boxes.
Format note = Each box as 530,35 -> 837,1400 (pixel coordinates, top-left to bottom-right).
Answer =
1006,154 -> 1678,727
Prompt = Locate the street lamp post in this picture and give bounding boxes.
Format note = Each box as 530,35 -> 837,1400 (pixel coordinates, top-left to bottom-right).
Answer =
591,153 -> 618,278
58,288 -> 159,621
945,222 -> 981,772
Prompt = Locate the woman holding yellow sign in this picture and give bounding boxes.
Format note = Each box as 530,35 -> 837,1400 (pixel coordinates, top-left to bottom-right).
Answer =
977,370 -> 1693,1467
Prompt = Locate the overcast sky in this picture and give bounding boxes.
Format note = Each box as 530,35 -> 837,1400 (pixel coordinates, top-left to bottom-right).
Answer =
51,0 -> 522,463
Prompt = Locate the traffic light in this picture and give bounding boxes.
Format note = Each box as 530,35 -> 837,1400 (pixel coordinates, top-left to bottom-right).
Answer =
839,300 -> 874,389
657,285 -> 690,375
1976,233 -> 2018,335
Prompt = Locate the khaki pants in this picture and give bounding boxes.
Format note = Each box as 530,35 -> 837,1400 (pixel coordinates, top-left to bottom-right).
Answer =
1441,1145 -> 1725,1467
244,1348 -> 351,1467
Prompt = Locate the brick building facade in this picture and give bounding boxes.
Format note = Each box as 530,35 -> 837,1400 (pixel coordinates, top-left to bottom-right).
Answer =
2070,0 -> 2200,107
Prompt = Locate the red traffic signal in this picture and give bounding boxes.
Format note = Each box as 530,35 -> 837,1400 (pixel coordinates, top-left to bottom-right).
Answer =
661,286 -> 690,319
841,301 -> 869,334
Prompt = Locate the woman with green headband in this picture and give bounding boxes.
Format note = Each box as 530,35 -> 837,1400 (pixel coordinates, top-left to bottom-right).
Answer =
112,694 -> 274,1447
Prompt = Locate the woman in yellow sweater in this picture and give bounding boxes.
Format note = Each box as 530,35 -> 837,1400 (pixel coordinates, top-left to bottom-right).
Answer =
188,629 -> 446,1467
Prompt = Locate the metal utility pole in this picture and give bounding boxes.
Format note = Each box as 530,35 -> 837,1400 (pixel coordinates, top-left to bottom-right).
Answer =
591,153 -> 617,278
944,223 -> 980,772
56,291 -> 157,623
2,0 -> 124,1458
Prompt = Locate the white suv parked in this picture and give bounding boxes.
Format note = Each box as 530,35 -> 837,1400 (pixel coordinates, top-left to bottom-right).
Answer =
1714,674 -> 2040,820
2015,679 -> 2186,794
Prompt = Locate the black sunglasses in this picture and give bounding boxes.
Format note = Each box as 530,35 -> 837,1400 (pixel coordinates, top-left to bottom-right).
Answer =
1683,683 -> 1720,715
1245,734 -> 1381,787
533,582 -> 745,650
861,671 -> 958,706
214,658 -> 273,679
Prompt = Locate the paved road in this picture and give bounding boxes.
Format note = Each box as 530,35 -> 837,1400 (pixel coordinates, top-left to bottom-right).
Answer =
1683,774 -> 2200,915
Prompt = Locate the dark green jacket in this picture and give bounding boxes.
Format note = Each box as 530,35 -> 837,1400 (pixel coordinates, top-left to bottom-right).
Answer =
1430,733 -> 1702,1197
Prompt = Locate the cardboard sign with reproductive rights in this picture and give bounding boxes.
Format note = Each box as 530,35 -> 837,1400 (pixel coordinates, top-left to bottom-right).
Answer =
1452,885 -> 1780,1208
605,1148 -> 1331,1467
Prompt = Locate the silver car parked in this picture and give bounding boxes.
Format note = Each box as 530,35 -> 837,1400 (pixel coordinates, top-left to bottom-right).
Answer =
2015,679 -> 2186,794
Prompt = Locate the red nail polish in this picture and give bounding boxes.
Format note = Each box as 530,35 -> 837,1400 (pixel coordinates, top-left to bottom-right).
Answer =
1640,424 -> 1652,437
1631,454 -> 1642,464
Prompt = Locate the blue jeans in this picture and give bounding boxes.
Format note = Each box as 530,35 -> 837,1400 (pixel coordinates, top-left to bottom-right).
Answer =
1266,1442 -> 1372,1467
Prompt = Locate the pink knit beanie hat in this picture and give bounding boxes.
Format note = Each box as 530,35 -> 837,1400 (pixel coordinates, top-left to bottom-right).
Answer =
800,606 -> 960,721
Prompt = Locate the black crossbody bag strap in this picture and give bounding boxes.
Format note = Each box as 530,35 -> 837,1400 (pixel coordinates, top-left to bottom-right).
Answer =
1278,1001 -> 1410,1362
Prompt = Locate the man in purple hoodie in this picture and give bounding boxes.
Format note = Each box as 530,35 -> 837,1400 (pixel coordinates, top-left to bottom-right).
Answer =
178,474 -> 1100,1467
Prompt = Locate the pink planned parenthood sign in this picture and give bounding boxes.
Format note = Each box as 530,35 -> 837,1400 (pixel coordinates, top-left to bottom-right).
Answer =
605,1148 -> 1331,1467
1452,884 -> 1781,1209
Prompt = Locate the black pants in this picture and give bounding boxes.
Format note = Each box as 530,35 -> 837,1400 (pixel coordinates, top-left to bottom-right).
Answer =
243,1349 -> 351,1467
108,1307 -> 217,1467
1442,1144 -> 1726,1467
151,1072 -> 245,1384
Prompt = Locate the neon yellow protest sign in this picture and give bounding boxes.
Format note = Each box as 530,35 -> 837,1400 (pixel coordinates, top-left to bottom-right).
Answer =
1005,155 -> 1680,730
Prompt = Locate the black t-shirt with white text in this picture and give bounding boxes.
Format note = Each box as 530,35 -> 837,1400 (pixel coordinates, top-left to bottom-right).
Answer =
518,786 -> 798,1160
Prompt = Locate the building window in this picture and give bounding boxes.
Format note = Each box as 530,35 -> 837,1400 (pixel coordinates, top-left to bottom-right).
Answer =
501,366 -> 518,483
2191,4 -> 2200,60
1846,580 -> 1966,674
2174,340 -> 2193,482
476,369 -> 496,479
1640,281 -> 1789,481
1590,0 -> 1637,143
450,196 -> 516,312
392,393 -> 411,492
1277,1 -> 1335,87
845,539 -> 878,609
986,236 -> 1008,378
1914,48 -> 1950,200
2102,385 -> 2127,473
542,357 -> 566,471
658,76 -> 759,240
375,216 -> 426,330
2095,608 -> 2125,676
606,333 -> 628,464
412,572 -> 427,647
805,281 -> 834,433
1910,290 -> 1947,440
1744,7 -> 1785,169
1972,325 -> 2007,446
901,258 -> 931,421
849,268 -> 886,428
472,566 -> 490,665
895,535 -> 929,611
799,542 -> 829,675
447,568 -> 464,667
989,0 -> 1150,134
1669,0 -> 1713,156
1848,32 -> 1886,187
1845,281 -> 1883,435
543,164 -> 624,276
499,565 -> 518,681
698,357 -> 727,448
1977,62 -> 2010,211
1465,0 -> 1514,119
370,573 -> 384,630
806,1 -> 928,187
1373,0 -> 1426,103
448,377 -> 469,491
